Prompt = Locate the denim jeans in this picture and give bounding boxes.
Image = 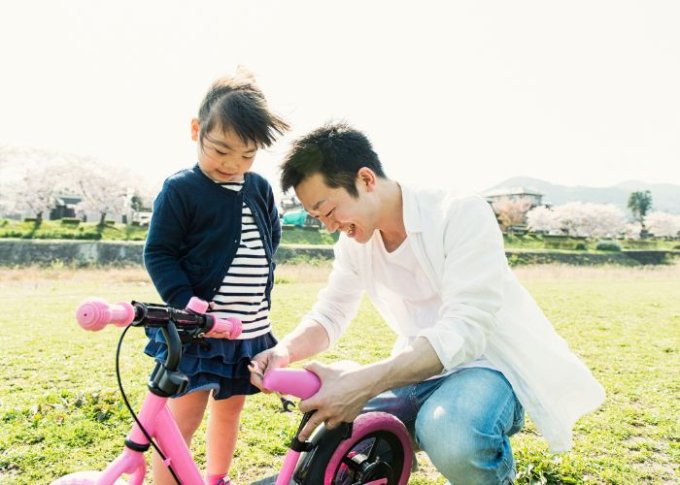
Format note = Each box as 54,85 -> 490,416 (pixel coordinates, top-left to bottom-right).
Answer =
363,367 -> 524,485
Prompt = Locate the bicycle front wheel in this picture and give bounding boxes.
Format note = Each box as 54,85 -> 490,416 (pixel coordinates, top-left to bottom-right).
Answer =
295,411 -> 413,485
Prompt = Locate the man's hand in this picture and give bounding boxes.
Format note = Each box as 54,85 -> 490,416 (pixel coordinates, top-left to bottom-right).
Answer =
249,345 -> 292,391
297,360 -> 371,441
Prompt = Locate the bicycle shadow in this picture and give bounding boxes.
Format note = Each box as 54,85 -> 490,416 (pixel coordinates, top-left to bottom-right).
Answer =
250,476 -> 278,485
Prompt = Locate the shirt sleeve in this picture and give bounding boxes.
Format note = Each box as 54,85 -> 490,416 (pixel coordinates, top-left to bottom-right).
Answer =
143,183 -> 194,308
418,196 -> 507,371
267,184 -> 282,253
300,235 -> 364,346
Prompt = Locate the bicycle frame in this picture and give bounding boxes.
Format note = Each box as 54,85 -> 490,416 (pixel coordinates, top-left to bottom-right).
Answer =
93,388 -> 309,485
54,298 -> 411,485
96,392 -> 201,484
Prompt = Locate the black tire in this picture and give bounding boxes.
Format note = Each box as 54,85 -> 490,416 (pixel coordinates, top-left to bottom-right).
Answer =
294,412 -> 412,485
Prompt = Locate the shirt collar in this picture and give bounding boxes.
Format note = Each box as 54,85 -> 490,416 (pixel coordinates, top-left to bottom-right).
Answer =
400,183 -> 423,233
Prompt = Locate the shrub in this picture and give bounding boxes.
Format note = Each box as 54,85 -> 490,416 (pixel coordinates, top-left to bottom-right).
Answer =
61,218 -> 81,226
596,240 -> 622,252
574,242 -> 587,251
624,239 -> 658,249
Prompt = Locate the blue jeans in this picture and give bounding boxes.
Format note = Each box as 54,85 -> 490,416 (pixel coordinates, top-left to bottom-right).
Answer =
363,367 -> 524,485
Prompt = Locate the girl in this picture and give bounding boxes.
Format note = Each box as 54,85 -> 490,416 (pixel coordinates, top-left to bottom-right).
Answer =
143,69 -> 289,485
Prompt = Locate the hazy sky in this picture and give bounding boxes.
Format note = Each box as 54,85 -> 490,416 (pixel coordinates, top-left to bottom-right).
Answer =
1,1 -> 679,197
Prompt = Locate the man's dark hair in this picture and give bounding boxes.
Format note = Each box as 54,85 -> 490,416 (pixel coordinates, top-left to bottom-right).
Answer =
280,122 -> 386,197
198,68 -> 289,148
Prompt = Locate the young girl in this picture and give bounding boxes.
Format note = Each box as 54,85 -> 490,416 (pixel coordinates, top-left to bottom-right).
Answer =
143,69 -> 289,485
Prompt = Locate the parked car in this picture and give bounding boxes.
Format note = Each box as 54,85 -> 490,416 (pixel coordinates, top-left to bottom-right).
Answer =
132,211 -> 152,226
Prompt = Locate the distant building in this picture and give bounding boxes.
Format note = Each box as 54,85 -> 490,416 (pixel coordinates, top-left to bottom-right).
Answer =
280,194 -> 303,212
49,193 -> 82,220
482,187 -> 545,208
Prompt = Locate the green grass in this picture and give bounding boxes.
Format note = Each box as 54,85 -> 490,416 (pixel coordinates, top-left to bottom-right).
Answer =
280,226 -> 339,245
0,264 -> 679,483
0,220 -> 148,241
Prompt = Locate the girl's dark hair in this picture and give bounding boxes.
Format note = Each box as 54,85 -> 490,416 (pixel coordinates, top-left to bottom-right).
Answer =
280,122 -> 386,198
198,67 -> 289,148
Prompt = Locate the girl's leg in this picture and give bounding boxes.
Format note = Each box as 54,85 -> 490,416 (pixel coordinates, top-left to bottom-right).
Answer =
205,393 -> 247,481
152,390 -> 211,485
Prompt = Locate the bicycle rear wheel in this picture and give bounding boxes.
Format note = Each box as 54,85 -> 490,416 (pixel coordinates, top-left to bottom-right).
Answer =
295,411 -> 412,485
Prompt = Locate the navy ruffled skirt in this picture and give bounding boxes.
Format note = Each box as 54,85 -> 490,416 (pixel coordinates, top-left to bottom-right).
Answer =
144,328 -> 277,400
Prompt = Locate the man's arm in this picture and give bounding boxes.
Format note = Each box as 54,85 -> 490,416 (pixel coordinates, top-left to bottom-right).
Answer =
249,319 -> 331,388
250,234 -> 363,384
280,319 -> 331,363
296,337 -> 443,440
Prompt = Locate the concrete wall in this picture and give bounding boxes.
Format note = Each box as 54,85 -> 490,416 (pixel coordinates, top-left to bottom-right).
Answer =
0,239 -> 677,267
0,240 -> 334,266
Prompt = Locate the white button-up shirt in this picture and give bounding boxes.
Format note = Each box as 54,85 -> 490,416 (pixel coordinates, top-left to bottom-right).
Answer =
302,185 -> 605,452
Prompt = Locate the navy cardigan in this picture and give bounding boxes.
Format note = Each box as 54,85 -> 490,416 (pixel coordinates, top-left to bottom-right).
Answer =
143,165 -> 281,309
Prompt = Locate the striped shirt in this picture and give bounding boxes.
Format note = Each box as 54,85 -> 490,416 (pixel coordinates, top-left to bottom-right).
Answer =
209,180 -> 272,339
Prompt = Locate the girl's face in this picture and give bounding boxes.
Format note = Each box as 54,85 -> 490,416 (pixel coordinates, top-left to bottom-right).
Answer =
192,119 -> 257,183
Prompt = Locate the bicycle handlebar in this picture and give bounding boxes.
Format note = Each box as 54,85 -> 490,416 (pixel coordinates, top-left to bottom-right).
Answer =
263,368 -> 321,399
75,298 -> 242,339
76,299 -> 136,330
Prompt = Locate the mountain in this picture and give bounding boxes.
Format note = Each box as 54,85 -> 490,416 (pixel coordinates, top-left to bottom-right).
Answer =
486,177 -> 680,214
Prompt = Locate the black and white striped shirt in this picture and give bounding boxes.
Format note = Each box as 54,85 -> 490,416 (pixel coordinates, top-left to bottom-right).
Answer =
209,180 -> 271,339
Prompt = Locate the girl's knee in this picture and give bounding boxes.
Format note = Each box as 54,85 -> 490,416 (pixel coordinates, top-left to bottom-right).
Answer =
174,413 -> 204,440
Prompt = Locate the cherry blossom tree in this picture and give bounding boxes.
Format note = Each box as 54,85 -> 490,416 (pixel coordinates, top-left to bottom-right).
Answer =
646,211 -> 680,238
491,196 -> 534,231
526,206 -> 560,234
527,202 -> 627,238
13,175 -> 55,224
2,146 -> 154,225
68,160 -> 131,226
12,164 -> 75,224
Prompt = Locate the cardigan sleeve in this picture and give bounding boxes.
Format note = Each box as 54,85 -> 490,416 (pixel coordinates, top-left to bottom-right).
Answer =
268,183 -> 282,253
417,196 -> 507,371
143,183 -> 194,308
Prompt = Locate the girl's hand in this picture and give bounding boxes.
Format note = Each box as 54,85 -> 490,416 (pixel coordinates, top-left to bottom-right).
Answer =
249,345 -> 291,391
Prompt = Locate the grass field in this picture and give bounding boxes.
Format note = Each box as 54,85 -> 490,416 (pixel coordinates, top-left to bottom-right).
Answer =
0,264 -> 678,484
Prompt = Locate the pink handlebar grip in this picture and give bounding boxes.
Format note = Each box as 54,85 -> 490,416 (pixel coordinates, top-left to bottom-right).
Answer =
75,298 -> 135,331
206,317 -> 242,339
262,368 -> 321,400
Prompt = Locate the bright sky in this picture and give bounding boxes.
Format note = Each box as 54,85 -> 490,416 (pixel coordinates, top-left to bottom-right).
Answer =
1,1 -> 679,197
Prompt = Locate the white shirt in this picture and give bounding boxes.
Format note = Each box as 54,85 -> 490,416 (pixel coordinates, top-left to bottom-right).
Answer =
302,185 -> 605,452
372,232 -> 495,372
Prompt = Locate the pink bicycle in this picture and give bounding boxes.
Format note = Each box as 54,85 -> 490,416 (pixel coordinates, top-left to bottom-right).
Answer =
52,297 -> 413,485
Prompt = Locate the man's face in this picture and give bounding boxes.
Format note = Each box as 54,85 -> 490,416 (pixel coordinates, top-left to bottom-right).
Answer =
295,172 -> 378,244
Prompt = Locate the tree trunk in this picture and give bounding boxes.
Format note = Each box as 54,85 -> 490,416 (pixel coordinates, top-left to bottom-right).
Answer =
98,212 -> 107,227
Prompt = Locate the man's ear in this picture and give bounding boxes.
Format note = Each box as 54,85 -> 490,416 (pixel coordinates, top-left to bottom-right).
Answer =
356,167 -> 378,192
191,118 -> 200,142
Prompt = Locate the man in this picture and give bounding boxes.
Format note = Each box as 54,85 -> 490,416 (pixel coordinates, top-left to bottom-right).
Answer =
251,122 -> 604,484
